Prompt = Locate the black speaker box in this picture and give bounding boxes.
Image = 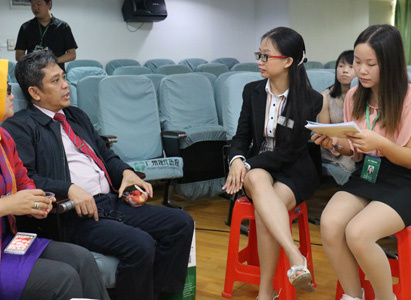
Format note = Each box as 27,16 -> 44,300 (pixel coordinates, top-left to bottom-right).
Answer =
122,0 -> 167,22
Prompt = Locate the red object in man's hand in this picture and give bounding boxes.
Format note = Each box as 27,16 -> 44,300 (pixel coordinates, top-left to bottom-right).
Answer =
123,185 -> 148,207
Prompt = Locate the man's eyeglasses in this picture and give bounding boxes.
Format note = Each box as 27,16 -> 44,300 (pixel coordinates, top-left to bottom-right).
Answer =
97,208 -> 124,222
7,84 -> 11,96
254,52 -> 287,63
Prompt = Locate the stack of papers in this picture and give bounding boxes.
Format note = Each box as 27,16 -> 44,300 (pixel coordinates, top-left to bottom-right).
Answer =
305,121 -> 361,138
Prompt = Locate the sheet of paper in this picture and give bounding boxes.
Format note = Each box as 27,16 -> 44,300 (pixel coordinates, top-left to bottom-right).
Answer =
305,121 -> 361,138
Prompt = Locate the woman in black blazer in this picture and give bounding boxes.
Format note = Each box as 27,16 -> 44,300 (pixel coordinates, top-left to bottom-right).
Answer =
223,27 -> 323,300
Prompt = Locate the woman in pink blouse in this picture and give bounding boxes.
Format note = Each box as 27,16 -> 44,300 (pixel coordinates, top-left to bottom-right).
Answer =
312,24 -> 410,300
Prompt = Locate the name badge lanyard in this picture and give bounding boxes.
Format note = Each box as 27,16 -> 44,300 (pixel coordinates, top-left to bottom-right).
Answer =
38,23 -> 50,47
366,105 -> 380,131
361,105 -> 381,183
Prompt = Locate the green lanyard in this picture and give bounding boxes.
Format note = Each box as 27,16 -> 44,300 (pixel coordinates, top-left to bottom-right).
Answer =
38,23 -> 50,46
366,105 -> 380,131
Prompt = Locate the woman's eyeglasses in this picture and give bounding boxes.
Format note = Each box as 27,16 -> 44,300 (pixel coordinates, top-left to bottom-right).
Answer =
7,84 -> 11,96
97,208 -> 124,222
254,52 -> 287,62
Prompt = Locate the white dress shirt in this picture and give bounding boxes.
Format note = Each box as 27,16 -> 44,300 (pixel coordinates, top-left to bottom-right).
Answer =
260,79 -> 288,153
34,105 -> 110,195
229,79 -> 289,168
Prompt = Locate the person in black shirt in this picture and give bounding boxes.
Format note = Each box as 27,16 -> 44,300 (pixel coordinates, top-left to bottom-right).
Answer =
15,0 -> 77,71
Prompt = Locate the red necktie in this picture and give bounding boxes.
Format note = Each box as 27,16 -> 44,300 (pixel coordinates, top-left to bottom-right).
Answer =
54,113 -> 113,188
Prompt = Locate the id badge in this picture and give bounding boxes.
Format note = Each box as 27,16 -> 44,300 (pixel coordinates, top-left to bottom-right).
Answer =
34,45 -> 44,52
360,155 -> 381,183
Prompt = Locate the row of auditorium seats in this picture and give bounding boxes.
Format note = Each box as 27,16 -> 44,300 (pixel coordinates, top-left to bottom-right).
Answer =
66,69 -> 340,136
65,66 -> 338,106
6,58 -> 255,83
6,58 -> 333,83
8,57 -> 411,84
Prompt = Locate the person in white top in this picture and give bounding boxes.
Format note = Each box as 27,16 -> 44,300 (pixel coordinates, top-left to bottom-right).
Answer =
223,27 -> 323,300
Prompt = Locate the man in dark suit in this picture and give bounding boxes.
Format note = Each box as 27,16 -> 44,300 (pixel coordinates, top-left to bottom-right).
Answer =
3,50 -> 194,300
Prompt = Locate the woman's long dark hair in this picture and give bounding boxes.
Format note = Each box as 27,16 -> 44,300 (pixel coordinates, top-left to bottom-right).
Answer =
261,27 -> 312,149
352,24 -> 408,135
329,50 -> 354,98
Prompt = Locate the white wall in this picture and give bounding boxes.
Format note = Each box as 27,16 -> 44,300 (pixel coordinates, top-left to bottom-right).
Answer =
255,0 -> 289,46
369,0 -> 395,25
0,0 -> 395,67
289,0 -> 370,64
0,0 -> 266,66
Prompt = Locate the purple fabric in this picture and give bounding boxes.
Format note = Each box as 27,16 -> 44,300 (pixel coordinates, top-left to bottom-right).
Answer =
0,231 -> 50,300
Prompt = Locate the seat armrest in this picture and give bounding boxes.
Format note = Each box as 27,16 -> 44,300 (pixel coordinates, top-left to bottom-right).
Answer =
135,171 -> 146,179
161,131 -> 187,139
101,135 -> 118,148
161,130 -> 187,157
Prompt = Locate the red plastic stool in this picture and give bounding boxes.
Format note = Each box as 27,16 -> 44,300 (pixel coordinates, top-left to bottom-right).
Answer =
222,197 -> 316,299
335,226 -> 411,300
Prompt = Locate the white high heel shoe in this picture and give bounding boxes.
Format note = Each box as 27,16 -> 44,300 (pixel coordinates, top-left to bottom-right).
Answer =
287,256 -> 314,292
255,289 -> 281,300
340,288 -> 365,300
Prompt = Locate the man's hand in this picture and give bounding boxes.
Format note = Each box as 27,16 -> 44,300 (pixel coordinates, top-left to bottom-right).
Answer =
68,184 -> 99,221
118,170 -> 153,199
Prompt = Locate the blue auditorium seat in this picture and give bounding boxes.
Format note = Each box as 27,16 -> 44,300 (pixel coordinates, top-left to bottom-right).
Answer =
305,61 -> 324,69
143,59 -> 175,73
76,75 -> 107,131
8,61 -> 17,83
10,83 -> 28,112
306,69 -> 335,93
195,63 -> 229,77
66,67 -> 107,107
105,59 -> 140,75
211,57 -> 240,70
197,72 -> 217,88
230,62 -> 259,72
66,59 -> 103,73
155,64 -> 192,75
214,72 -> 262,139
323,60 -> 337,69
179,58 -> 208,71
97,75 -> 184,203
159,73 -> 227,199
112,66 -> 152,75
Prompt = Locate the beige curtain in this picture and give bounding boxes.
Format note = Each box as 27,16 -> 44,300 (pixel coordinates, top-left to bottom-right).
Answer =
395,0 -> 411,64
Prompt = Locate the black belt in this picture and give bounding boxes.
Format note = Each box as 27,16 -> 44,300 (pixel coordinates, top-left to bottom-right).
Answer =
93,193 -> 106,198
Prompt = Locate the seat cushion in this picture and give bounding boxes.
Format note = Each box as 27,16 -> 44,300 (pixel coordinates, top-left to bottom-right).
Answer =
91,251 -> 119,289
180,125 -> 227,149
128,157 -> 184,181
176,177 -> 226,200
